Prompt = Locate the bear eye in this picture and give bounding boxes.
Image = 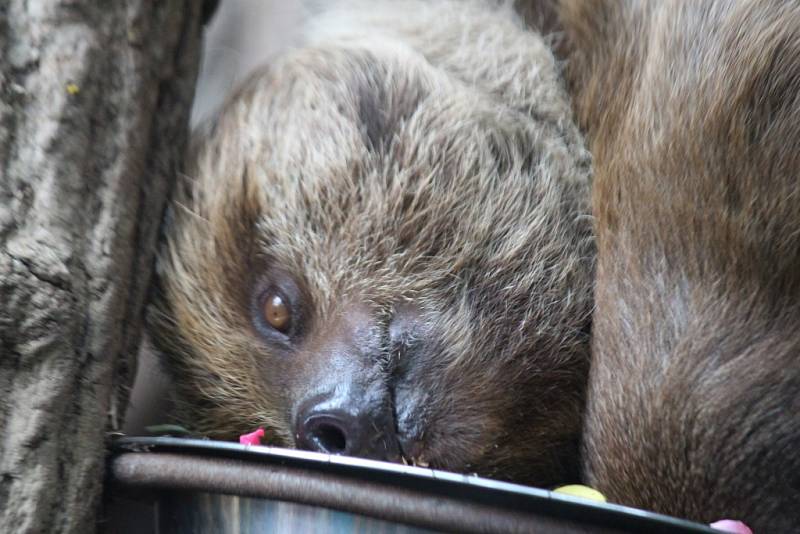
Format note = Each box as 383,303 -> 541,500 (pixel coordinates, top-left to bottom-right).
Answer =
263,292 -> 291,333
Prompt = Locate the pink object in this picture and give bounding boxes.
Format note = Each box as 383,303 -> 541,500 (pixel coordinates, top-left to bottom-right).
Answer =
710,520 -> 753,534
239,428 -> 265,446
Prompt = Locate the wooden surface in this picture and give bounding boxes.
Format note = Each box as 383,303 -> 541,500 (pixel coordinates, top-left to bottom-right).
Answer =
0,1 -> 204,532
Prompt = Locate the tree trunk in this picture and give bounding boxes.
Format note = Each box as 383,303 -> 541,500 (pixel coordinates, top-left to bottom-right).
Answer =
0,2 -> 205,532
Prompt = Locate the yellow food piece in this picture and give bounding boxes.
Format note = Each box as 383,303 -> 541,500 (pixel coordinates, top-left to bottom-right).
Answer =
66,83 -> 80,95
553,484 -> 607,502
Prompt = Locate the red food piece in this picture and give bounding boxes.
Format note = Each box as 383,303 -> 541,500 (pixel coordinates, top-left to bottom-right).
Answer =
239,428 -> 265,446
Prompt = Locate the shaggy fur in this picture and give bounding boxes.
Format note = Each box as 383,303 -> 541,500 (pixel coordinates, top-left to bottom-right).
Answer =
149,0 -> 594,486
558,1 -> 800,530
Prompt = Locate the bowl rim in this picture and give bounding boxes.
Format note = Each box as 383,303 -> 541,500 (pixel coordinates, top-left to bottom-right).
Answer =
110,436 -> 716,534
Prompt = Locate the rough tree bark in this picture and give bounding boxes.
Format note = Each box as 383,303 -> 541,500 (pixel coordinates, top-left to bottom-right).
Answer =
0,2 -> 205,532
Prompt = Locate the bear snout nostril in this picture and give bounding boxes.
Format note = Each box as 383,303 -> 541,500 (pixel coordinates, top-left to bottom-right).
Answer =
302,415 -> 349,454
294,403 -> 400,461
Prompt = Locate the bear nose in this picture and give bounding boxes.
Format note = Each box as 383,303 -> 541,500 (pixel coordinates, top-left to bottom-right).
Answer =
294,401 -> 399,460
296,411 -> 360,455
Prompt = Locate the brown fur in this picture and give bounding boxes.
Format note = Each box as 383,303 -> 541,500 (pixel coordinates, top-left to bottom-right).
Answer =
558,1 -> 800,530
149,0 -> 594,486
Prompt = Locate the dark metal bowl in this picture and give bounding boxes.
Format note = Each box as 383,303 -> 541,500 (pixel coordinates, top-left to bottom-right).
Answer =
105,437 -> 716,533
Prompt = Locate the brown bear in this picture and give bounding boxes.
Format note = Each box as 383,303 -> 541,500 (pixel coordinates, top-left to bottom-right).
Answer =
149,0 -> 595,487
557,1 -> 800,531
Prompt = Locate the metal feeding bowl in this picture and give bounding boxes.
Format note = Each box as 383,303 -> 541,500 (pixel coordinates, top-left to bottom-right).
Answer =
106,437 -> 716,533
